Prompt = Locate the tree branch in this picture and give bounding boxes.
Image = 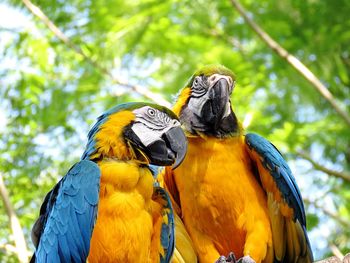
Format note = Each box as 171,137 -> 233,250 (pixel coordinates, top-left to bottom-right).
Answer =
297,150 -> 350,183
205,29 -> 246,54
329,244 -> 344,260
21,0 -> 171,108
229,0 -> 350,127
315,253 -> 350,263
0,243 -> 17,255
0,243 -> 32,258
303,198 -> 350,228
0,174 -> 29,263
315,256 -> 342,263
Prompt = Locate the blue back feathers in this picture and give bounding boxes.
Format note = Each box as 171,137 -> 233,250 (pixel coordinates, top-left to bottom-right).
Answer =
245,133 -> 306,225
33,160 -> 101,263
245,133 -> 313,262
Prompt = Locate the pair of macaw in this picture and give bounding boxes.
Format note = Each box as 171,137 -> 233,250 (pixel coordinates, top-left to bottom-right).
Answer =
31,65 -> 313,263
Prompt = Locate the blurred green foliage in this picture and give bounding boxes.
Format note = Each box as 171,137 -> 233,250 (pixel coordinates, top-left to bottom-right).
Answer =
0,0 -> 349,261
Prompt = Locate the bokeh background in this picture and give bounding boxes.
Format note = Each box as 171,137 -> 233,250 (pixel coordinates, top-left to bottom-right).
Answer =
0,0 -> 349,262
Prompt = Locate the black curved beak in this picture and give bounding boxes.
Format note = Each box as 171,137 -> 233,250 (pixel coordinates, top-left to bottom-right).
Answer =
125,124 -> 187,169
163,126 -> 187,169
201,78 -> 231,128
146,126 -> 187,169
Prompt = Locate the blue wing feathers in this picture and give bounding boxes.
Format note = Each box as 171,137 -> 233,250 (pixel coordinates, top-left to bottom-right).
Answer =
245,133 -> 306,226
57,234 -> 70,262
34,160 -> 101,263
246,133 -> 313,261
153,186 -> 175,263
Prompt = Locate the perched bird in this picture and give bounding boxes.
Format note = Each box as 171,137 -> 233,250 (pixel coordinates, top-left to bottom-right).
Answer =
31,102 -> 187,263
162,65 -> 313,263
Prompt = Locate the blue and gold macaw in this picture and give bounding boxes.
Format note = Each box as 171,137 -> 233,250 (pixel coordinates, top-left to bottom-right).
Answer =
30,102 -> 187,263
162,65 -> 313,263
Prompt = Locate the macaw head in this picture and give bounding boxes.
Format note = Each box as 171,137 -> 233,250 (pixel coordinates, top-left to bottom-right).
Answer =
82,102 -> 187,168
173,65 -> 240,138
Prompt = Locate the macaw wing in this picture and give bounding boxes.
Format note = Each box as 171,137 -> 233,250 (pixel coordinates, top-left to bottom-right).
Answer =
161,166 -> 182,215
245,133 -> 313,263
152,186 -> 175,263
31,160 -> 101,263
154,167 -> 197,263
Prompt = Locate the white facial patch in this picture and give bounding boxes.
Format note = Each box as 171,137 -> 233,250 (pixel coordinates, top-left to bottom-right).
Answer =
131,122 -> 165,146
132,106 -> 181,146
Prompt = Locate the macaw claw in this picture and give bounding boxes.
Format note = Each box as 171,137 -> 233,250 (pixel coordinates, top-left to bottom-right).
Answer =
215,252 -> 236,263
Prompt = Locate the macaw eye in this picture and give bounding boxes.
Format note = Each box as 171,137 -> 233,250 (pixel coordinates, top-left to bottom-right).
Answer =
193,77 -> 200,87
148,108 -> 156,116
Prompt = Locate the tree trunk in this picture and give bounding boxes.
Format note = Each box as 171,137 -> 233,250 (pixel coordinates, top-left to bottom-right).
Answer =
316,253 -> 350,263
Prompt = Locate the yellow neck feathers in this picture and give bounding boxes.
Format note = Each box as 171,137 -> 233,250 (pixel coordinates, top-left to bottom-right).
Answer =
173,87 -> 191,116
90,111 -> 136,161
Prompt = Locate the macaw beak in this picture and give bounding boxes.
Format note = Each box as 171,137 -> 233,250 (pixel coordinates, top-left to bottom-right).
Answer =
125,125 -> 187,169
146,126 -> 187,169
201,78 -> 231,129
